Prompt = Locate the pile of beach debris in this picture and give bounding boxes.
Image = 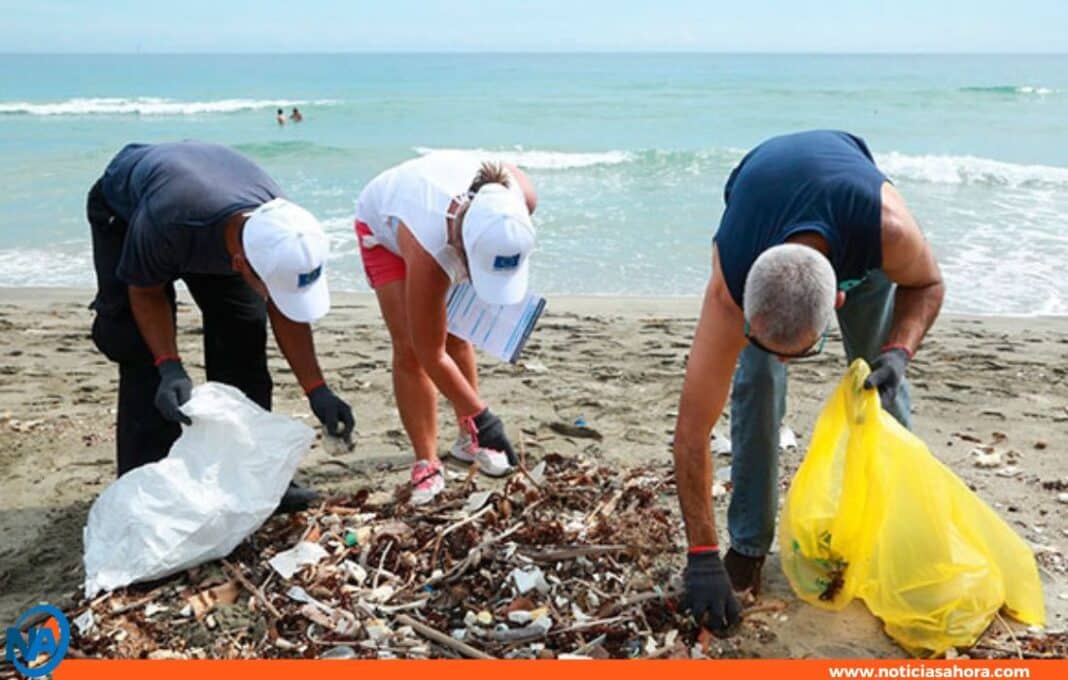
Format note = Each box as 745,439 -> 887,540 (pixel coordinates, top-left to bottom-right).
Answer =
64,447 -> 1065,660
67,452 -> 729,659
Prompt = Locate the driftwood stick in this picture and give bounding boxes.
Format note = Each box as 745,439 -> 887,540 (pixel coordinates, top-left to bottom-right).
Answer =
740,601 -> 789,619
522,544 -> 628,563
549,615 -> 632,636
359,597 -> 429,615
222,560 -> 282,621
422,522 -> 526,589
600,586 -> 679,616
461,460 -> 481,493
395,614 -> 495,660
995,612 -> 1024,660
429,503 -> 495,564
100,585 -> 170,618
372,540 -> 393,591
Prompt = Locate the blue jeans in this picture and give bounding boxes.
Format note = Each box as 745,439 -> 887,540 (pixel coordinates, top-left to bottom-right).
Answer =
727,270 -> 912,558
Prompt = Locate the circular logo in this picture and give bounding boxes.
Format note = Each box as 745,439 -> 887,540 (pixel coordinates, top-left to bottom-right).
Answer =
9,604 -> 70,678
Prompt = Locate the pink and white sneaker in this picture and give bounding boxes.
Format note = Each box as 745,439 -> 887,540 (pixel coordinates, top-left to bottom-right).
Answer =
449,432 -> 513,478
410,460 -> 444,506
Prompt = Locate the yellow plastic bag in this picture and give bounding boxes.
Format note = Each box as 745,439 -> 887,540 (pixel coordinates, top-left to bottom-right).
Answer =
779,360 -> 1045,657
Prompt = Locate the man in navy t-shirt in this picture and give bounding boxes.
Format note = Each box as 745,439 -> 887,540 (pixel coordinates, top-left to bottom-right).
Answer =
672,131 -> 944,635
87,141 -> 355,512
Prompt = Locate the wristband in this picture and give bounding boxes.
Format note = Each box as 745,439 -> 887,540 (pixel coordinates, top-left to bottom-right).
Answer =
304,379 -> 326,396
688,545 -> 720,555
153,354 -> 181,368
880,343 -> 914,360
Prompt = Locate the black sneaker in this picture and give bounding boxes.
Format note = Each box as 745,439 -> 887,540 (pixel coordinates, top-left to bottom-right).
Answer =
275,481 -> 320,515
724,547 -> 765,595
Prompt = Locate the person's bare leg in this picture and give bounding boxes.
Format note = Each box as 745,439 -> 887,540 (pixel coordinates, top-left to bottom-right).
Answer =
375,281 -> 439,463
445,334 -> 479,433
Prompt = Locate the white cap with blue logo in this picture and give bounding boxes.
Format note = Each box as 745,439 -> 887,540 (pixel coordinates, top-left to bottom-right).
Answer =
243,198 -> 330,323
462,184 -> 536,306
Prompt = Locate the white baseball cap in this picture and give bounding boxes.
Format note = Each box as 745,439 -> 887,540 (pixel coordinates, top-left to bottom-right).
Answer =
243,198 -> 330,323
462,184 -> 536,306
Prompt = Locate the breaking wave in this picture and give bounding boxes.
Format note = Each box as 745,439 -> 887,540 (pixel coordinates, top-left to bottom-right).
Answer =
876,151 -> 1068,188
0,97 -> 338,116
413,146 -> 633,170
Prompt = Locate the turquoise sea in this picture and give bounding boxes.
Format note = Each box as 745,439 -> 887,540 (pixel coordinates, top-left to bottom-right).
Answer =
2,54 -> 1067,314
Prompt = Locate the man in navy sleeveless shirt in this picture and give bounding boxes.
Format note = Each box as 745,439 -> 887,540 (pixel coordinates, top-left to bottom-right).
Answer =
673,131 -> 944,635
87,141 -> 356,512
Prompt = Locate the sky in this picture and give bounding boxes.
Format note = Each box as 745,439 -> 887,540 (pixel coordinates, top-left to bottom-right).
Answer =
0,1 -> 1066,53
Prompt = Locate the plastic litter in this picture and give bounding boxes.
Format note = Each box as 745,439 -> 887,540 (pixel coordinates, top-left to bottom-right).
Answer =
464,490 -> 494,514
269,541 -> 329,579
511,566 -> 550,594
82,383 -> 314,597
780,361 -> 1046,657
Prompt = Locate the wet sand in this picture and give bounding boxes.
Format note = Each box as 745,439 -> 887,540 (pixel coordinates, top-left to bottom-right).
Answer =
0,287 -> 1065,657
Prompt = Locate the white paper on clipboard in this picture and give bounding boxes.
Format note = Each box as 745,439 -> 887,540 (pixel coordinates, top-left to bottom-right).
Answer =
445,282 -> 546,364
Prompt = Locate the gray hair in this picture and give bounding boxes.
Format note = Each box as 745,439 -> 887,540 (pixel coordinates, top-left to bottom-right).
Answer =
743,244 -> 836,351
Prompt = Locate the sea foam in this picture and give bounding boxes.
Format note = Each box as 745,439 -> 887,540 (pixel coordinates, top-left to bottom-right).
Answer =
0,97 -> 336,116
876,152 -> 1068,189
413,146 -> 633,170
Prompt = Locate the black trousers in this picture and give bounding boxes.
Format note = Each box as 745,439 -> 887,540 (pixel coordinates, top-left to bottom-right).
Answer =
87,180 -> 273,477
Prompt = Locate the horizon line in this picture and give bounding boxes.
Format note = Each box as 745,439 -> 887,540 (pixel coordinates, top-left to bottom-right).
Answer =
2,49 -> 1067,56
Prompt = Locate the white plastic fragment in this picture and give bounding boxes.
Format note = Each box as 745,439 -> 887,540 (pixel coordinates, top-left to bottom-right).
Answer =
451,628 -> 468,641
144,603 -> 168,618
712,480 -> 729,499
508,610 -> 534,624
664,630 -> 678,648
73,609 -> 95,635
530,615 -> 553,633
523,359 -> 549,374
530,461 -> 547,484
368,585 -> 395,603
464,490 -> 493,514
365,619 -> 391,642
779,425 -> 798,450
510,566 -> 549,594
711,434 -> 731,455
269,541 -> 329,579
1057,492 -> 1068,505
320,645 -> 358,659
341,560 -> 368,586
971,447 -> 1002,468
286,585 -> 315,604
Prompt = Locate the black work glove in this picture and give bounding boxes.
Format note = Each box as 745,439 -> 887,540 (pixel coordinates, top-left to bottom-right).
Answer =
470,407 -> 517,466
863,347 -> 910,412
155,359 -> 193,425
308,384 -> 355,443
682,550 -> 742,637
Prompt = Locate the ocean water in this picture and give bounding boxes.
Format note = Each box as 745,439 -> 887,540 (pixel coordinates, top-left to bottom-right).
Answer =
2,54 -> 1067,315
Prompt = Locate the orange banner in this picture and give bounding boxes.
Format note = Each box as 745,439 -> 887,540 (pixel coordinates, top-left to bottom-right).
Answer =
51,659 -> 1068,680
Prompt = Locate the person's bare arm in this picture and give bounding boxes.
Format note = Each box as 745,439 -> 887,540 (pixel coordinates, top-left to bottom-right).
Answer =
503,163 -> 538,215
879,182 -> 944,354
399,225 -> 483,416
267,301 -> 324,392
673,246 -> 748,547
128,284 -> 178,360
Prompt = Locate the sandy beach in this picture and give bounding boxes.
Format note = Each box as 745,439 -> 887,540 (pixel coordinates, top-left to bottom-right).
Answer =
0,287 -> 1065,658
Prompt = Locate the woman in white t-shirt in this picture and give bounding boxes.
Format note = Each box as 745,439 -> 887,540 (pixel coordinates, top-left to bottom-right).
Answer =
354,151 -> 537,504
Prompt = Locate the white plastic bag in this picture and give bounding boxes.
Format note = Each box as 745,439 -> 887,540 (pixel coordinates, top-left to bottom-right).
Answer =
83,382 -> 315,597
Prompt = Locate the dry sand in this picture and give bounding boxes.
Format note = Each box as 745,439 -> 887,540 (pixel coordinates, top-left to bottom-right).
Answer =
1,287 -> 1066,658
